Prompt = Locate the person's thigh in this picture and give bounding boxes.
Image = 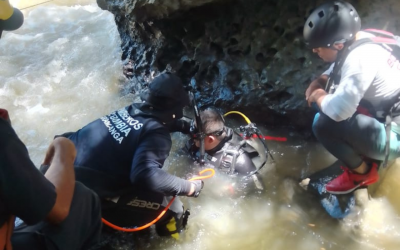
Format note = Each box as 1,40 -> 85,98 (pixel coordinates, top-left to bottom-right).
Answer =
13,182 -> 102,250
344,114 -> 400,161
312,112 -> 364,168
312,112 -> 400,168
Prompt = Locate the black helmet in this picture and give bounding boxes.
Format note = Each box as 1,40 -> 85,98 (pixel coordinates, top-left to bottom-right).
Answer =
303,1 -> 361,48
139,72 -> 190,122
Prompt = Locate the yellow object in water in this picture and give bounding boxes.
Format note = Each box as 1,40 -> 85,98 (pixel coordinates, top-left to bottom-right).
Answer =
0,0 -> 14,20
166,217 -> 180,240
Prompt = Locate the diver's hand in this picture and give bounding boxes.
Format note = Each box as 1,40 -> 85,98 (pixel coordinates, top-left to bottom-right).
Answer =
165,119 -> 191,133
187,180 -> 204,197
176,119 -> 191,134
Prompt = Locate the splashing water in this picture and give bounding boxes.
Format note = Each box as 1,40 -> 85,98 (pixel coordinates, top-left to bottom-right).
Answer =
0,4 -> 131,164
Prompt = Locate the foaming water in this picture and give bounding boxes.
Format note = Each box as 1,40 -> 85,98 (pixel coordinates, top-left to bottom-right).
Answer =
2,3 -> 400,250
0,4 -> 131,164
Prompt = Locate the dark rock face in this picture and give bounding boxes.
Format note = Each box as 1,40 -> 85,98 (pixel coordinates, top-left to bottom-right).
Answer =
98,0 -> 400,130
97,0 -> 229,22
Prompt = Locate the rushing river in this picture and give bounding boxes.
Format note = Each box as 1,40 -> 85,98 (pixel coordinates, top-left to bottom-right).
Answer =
2,2 -> 400,250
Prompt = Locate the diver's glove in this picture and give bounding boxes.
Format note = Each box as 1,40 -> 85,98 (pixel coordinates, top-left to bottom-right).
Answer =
165,118 -> 191,133
188,180 -> 204,198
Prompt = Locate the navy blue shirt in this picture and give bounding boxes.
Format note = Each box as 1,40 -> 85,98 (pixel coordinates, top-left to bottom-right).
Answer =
66,105 -> 192,198
0,117 -> 56,227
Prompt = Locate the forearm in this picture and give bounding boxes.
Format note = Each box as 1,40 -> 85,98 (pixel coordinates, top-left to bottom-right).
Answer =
306,75 -> 328,100
132,166 -> 192,196
309,88 -> 328,110
44,137 -> 76,224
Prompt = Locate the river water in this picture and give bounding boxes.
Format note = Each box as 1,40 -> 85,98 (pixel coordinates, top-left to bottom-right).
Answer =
2,2 -> 400,250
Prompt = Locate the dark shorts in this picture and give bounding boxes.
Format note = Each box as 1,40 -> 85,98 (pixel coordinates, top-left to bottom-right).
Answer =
312,112 -> 400,169
12,182 -> 102,250
101,189 -> 188,238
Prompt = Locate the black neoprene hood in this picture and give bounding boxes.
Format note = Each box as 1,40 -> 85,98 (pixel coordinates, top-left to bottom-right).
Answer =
140,72 -> 190,111
303,0 -> 361,48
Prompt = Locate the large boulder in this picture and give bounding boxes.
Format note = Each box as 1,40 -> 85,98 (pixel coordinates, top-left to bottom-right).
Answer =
97,0 -> 231,22
98,0 -> 400,130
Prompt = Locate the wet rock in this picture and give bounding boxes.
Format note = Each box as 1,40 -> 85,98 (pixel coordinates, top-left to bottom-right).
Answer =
99,0 -> 400,131
97,0 -> 232,22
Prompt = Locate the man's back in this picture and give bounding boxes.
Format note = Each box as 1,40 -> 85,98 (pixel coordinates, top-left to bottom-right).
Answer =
65,106 -> 172,196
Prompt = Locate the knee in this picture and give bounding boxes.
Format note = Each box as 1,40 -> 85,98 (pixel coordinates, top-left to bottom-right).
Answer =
312,112 -> 336,138
312,113 -> 324,137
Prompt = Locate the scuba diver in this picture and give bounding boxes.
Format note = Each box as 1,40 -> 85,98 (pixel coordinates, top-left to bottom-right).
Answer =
0,0 -> 24,39
1,2 -> 102,249
171,106 -> 272,193
54,72 -> 204,239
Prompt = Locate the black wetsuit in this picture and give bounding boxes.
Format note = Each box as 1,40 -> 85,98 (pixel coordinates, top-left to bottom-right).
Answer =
60,104 -> 193,237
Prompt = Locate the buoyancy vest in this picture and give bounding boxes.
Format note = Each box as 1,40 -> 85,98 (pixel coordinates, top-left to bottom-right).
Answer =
187,128 -> 265,175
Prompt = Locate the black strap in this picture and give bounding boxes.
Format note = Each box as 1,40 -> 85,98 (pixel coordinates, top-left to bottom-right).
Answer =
224,142 -> 243,175
383,101 -> 400,168
383,113 -> 392,168
327,44 -> 351,91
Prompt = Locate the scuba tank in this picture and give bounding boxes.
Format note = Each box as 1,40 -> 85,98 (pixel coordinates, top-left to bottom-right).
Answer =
239,123 -> 267,171
224,111 -> 274,175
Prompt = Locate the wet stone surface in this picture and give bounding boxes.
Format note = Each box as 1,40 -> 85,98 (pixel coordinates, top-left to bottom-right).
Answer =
99,0 -> 400,130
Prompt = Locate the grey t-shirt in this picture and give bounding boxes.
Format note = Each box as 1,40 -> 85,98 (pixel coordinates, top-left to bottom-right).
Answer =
321,32 -> 400,127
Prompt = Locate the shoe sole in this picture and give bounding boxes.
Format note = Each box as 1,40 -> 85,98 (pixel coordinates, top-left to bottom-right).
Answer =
326,176 -> 379,195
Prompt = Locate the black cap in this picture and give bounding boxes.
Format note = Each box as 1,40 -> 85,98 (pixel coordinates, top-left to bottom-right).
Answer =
0,3 -> 24,33
140,72 -> 190,120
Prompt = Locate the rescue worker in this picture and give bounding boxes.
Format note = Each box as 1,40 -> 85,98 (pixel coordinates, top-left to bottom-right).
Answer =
1,2 -> 102,249
56,72 -> 204,239
304,0 -> 400,194
173,107 -> 267,192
